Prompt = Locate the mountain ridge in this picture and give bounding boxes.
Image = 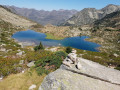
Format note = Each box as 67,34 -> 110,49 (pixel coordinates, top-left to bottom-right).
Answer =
0,5 -> 37,28
62,4 -> 120,26
6,5 -> 78,25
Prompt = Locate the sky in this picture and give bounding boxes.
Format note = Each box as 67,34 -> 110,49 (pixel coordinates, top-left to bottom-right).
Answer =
0,0 -> 120,11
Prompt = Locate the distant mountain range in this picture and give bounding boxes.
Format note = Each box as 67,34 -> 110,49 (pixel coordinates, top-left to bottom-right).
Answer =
62,4 -> 120,26
5,4 -> 120,26
6,6 -> 78,25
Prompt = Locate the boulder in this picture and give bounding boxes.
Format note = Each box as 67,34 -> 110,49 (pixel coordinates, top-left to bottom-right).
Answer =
39,65 -> 120,90
39,50 -> 120,90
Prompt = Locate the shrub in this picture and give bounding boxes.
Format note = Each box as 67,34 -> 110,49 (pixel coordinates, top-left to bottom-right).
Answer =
49,56 -> 62,69
34,42 -> 44,51
65,47 -> 72,53
34,46 -> 39,51
35,52 -> 65,71
115,67 -> 120,71
55,51 -> 67,59
38,42 -> 44,49
36,67 -> 49,75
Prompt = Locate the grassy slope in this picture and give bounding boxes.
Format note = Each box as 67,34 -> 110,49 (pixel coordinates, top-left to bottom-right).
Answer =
0,69 -> 46,90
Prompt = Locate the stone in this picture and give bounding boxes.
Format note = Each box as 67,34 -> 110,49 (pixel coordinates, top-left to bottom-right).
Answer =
16,51 -> 23,56
16,67 -> 22,72
113,53 -> 119,57
19,60 -> 24,65
17,49 -> 21,52
67,53 -> 77,63
27,61 -> 35,68
29,84 -> 36,90
71,49 -> 77,53
0,75 -> 3,81
39,50 -> 120,90
76,61 -> 82,69
22,70 -> 25,73
0,48 -> 6,52
39,66 -> 120,90
63,57 -> 73,67
1,44 -> 6,46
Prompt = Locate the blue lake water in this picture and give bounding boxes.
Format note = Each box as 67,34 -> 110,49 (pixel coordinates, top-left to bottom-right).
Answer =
12,30 -> 100,52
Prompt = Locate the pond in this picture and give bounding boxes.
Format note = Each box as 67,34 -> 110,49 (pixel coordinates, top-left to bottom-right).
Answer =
12,30 -> 100,52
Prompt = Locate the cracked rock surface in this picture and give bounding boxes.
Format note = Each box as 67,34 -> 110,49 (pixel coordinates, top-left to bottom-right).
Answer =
39,50 -> 120,90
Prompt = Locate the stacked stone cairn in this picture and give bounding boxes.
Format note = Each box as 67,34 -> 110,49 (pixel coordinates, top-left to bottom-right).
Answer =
63,49 -> 82,69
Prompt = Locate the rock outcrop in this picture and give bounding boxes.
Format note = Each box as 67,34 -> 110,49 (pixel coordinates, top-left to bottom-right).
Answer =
62,4 -> 120,26
39,49 -> 120,90
94,10 -> 120,29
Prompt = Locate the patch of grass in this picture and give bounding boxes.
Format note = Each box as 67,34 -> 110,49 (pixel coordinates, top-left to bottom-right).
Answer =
0,69 -> 46,90
45,33 -> 64,40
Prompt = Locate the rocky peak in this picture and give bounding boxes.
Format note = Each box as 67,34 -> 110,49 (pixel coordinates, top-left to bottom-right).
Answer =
101,4 -> 120,17
39,49 -> 120,90
62,4 -> 120,26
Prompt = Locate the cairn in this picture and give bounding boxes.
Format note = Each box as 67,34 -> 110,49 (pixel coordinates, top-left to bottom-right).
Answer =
63,49 -> 82,69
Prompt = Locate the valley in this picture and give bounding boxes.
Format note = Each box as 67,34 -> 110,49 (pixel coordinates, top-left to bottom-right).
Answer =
0,3 -> 120,90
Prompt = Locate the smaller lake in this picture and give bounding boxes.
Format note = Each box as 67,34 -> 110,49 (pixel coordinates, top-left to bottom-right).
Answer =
12,30 -> 100,52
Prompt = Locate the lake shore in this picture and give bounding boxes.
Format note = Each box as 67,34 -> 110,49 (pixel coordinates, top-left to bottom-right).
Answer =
12,30 -> 100,52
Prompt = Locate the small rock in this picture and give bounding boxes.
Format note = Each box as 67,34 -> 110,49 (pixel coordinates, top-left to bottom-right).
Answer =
1,44 -> 6,46
19,60 -> 24,65
16,67 -> 22,72
71,49 -> 77,53
22,70 -> 25,73
17,49 -> 21,52
76,61 -> 82,69
0,48 -> 6,52
27,61 -> 35,68
67,53 -> 77,63
0,75 -> 3,81
113,53 -> 119,57
63,57 -> 73,67
16,51 -> 23,56
29,84 -> 36,90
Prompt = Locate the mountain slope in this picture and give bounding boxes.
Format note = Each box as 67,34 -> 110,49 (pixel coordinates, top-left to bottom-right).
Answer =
0,5 -> 36,28
6,6 -> 78,25
94,10 -> 120,29
62,4 -> 120,26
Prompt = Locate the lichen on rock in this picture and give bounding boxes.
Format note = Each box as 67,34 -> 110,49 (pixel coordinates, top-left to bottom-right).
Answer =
39,49 -> 120,90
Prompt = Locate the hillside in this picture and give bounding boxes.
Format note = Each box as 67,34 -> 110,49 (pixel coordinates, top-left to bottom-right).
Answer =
94,10 -> 120,29
62,4 -> 120,26
6,5 -> 78,25
0,5 -> 38,77
0,5 -> 36,28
